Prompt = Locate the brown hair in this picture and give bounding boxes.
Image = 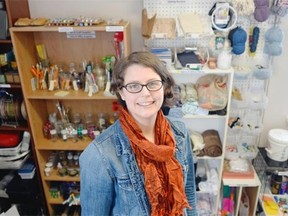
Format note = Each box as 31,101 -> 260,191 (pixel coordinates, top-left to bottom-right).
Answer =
110,51 -> 175,107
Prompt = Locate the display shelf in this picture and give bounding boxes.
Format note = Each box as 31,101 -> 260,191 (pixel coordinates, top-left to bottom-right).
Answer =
10,22 -> 127,32
43,168 -> 80,182
49,197 -> 64,205
196,155 -> 222,160
36,139 -> 89,151
0,84 -> 22,89
10,21 -> 131,215
169,65 -> 233,75
169,67 -> 234,213
183,114 -> 227,119
25,90 -> 117,100
223,167 -> 261,187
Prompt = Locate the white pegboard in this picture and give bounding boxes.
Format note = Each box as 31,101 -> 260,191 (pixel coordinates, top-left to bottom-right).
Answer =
143,0 -> 213,17
143,0 -> 217,48
143,0 -> 276,58
143,0 -> 278,148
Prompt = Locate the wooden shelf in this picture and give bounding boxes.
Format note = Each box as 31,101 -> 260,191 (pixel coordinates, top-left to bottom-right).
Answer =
0,39 -> 12,44
10,20 -> 131,215
36,138 -> 90,151
0,83 -> 22,89
43,168 -> 80,182
10,21 -> 129,33
26,90 -> 117,100
48,197 -> 64,205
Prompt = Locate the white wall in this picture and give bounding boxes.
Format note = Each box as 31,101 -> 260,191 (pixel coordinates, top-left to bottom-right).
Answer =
28,0 -> 288,147
259,18 -> 288,147
28,0 -> 144,51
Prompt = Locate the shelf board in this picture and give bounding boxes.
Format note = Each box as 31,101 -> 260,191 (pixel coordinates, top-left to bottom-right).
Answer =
0,39 -> 12,44
223,167 -> 261,187
0,122 -> 29,131
169,65 -> 234,75
197,155 -> 222,160
36,138 -> 90,150
183,114 -> 227,119
10,21 -> 129,33
26,90 -> 117,100
44,168 -> 80,182
48,197 -> 64,205
0,83 -> 21,88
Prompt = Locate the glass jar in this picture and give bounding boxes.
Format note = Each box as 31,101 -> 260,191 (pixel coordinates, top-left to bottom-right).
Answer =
93,64 -> 106,91
97,112 -> 107,131
82,129 -> 89,141
61,129 -> 67,141
50,129 -> 57,142
73,154 -> 79,167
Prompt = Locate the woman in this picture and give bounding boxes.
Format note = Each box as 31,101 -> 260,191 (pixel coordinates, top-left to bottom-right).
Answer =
80,51 -> 197,215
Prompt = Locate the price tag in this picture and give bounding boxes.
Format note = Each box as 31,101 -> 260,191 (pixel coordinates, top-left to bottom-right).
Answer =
278,171 -> 288,176
58,27 -> 74,33
152,33 -> 168,39
106,26 -> 124,32
67,31 -> 96,39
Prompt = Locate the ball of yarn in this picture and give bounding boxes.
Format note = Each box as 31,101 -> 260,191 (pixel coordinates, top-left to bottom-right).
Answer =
254,0 -> 270,22
264,27 -> 284,56
250,27 -> 260,53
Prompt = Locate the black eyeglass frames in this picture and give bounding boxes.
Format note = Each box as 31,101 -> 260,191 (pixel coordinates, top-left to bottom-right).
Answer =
121,80 -> 163,94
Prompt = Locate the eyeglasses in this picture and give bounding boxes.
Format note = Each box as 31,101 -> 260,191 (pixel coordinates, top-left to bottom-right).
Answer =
121,80 -> 163,93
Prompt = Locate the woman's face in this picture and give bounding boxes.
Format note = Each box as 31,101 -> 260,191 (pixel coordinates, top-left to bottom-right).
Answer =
119,64 -> 164,124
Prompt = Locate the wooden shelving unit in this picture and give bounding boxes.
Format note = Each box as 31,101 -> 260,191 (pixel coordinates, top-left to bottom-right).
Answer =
10,22 -> 131,214
0,1 -> 46,215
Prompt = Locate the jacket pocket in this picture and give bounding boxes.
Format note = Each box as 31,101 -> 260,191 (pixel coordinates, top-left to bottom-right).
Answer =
116,177 -> 140,215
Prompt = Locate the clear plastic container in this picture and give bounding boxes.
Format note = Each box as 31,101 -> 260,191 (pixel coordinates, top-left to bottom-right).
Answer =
50,129 -> 57,142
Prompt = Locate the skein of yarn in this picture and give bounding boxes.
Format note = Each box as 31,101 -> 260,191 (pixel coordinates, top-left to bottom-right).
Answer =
231,0 -> 255,15
264,26 -> 284,56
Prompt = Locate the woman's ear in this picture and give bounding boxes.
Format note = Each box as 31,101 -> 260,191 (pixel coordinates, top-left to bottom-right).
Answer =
119,90 -> 125,101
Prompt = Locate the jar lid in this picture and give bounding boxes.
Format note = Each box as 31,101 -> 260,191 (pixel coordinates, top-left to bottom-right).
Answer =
50,129 -> 57,135
45,162 -> 53,168
269,129 -> 288,144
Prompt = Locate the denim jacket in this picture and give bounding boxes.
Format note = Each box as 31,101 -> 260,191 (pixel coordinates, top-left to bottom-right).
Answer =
80,117 -> 198,216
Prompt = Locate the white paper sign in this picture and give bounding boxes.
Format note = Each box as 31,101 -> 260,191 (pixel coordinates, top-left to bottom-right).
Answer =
66,31 -> 96,39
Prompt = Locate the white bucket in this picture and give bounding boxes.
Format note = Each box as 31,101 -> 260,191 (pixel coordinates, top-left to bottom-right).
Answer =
265,129 -> 288,162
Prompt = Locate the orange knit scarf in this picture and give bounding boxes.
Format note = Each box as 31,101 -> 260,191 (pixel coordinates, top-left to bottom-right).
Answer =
119,107 -> 191,215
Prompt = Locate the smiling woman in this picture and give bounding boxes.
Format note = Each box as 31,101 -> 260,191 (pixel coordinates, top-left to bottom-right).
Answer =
80,51 -> 198,216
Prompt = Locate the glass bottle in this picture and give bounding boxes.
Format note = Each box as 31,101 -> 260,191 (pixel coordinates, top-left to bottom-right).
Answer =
61,129 -> 67,141
97,112 -> 107,132
93,64 -> 106,91
82,129 -> 89,141
109,112 -> 119,125
73,153 -> 79,167
67,152 -> 73,168
50,129 -> 57,142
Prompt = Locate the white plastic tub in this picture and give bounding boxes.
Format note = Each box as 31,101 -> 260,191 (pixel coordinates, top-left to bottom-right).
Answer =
265,129 -> 288,162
